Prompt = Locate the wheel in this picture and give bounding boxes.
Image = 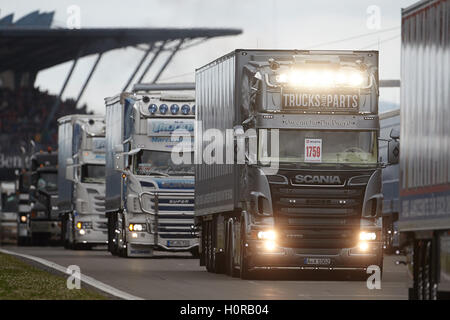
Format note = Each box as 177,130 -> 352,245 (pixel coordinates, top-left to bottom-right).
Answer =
225,221 -> 238,277
108,213 -> 120,256
190,247 -> 200,259
421,240 -> 437,300
18,236 -> 26,246
239,221 -> 251,280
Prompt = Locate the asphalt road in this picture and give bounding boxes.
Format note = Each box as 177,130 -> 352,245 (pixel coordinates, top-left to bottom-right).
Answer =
1,245 -> 408,299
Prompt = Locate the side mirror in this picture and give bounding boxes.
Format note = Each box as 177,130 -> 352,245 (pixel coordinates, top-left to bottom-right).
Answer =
388,140 -> 400,165
390,128 -> 400,140
114,153 -> 125,171
65,165 -> 74,181
113,144 -> 124,153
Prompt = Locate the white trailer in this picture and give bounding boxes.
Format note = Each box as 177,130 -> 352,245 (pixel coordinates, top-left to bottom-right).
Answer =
57,115 -> 107,249
104,83 -> 198,257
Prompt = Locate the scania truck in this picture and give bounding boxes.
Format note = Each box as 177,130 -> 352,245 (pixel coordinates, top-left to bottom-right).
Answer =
58,115 -> 108,250
28,150 -> 61,245
105,83 -> 198,257
397,0 -> 450,300
195,49 -> 396,278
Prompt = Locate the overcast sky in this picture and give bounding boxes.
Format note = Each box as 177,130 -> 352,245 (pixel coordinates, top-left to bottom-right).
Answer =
1,0 -> 417,114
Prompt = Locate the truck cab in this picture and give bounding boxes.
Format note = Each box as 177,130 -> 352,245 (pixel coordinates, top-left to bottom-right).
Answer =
29,151 -> 61,245
105,83 -> 198,257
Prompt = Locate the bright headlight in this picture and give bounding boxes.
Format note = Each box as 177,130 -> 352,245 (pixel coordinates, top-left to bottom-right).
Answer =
264,240 -> 276,251
257,230 -> 276,241
359,242 -> 369,251
129,223 -> 146,232
276,69 -> 366,87
359,231 -> 377,241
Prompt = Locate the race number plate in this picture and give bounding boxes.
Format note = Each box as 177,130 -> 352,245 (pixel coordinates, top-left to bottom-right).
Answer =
304,258 -> 331,266
167,240 -> 190,247
282,89 -> 359,111
304,138 -> 322,163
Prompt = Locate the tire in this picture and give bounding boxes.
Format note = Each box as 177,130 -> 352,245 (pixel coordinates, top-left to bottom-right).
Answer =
226,221 -> 238,277
421,240 -> 437,300
108,213 -> 119,256
18,236 -> 27,246
190,247 -> 200,259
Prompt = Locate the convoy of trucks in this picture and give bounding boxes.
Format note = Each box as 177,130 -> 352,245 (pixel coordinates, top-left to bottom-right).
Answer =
397,0 -> 450,300
104,83 -> 198,257
194,49 -> 393,278
0,0 -> 447,301
58,115 -> 108,250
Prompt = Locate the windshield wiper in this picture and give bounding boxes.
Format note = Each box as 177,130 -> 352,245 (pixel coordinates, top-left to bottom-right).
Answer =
139,171 -> 170,177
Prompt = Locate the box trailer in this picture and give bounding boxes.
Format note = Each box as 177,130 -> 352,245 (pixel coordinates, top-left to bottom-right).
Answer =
398,0 -> 450,299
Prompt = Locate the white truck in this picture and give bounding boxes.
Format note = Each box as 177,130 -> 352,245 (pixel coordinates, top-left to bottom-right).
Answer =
58,115 -> 108,250
105,83 -> 198,257
0,181 -> 18,244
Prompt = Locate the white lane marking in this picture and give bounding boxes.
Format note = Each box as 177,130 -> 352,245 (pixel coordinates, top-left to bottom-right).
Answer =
0,248 -> 143,300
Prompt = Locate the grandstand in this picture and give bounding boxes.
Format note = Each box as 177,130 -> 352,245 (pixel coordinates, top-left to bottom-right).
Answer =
0,10 -> 241,178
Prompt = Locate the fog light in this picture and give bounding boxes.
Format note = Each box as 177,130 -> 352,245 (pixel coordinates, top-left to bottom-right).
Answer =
132,232 -> 138,238
79,229 -> 86,235
359,231 -> 376,241
257,230 -> 276,240
264,240 -> 276,251
20,215 -> 27,223
359,242 -> 369,251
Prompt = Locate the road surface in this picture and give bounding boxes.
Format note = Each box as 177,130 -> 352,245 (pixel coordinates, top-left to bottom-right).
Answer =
1,245 -> 408,299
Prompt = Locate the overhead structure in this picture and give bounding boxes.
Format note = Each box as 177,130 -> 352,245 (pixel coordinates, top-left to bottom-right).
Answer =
0,10 -> 242,137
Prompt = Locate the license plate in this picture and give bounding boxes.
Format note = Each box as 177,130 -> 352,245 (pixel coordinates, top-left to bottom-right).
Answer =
167,240 -> 190,247
304,258 -> 331,266
282,89 -> 359,111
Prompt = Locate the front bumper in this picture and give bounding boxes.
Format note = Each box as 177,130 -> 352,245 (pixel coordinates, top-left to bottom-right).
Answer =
30,220 -> 61,239
126,230 -> 198,256
74,228 -> 108,244
246,240 -> 383,270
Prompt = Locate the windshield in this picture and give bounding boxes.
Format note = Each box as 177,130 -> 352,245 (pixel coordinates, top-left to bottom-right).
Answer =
259,129 -> 378,166
81,164 -> 105,184
37,172 -> 57,191
1,194 -> 18,212
133,150 -> 194,176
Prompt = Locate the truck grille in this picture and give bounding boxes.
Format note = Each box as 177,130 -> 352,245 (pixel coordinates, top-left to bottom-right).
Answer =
142,192 -> 195,241
270,185 -> 365,249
